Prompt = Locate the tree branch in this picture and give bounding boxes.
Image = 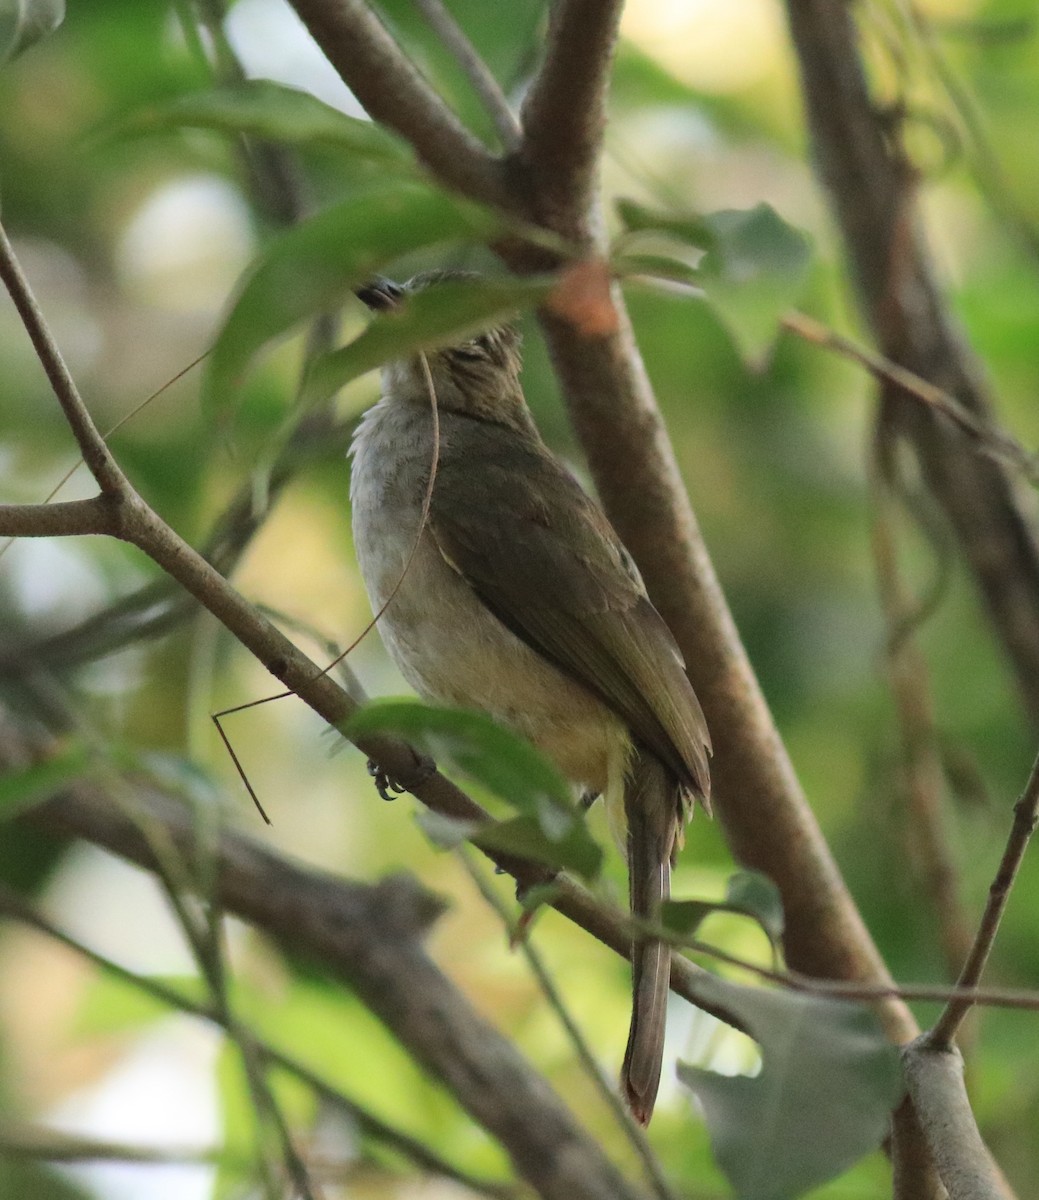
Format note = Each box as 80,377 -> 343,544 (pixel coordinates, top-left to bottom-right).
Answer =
518,0 -> 623,236
25,782 -> 644,1200
902,1038 -> 1015,1200
534,294 -> 917,1042
0,498 -> 120,539
0,223 -> 127,496
286,0 -> 508,207
783,0 -> 1039,727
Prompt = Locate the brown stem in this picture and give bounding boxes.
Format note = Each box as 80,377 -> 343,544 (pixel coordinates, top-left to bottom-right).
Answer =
518,0 -> 623,236
412,0 -> 521,152
286,0 -> 508,207
533,294 -> 917,1044
0,223 -> 126,495
870,442 -> 973,981
0,498 -> 120,539
902,1038 -> 1015,1200
784,0 -> 1039,728
930,750 -> 1039,1048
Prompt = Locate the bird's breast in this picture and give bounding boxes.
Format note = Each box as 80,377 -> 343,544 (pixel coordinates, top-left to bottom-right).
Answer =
349,400 -> 629,796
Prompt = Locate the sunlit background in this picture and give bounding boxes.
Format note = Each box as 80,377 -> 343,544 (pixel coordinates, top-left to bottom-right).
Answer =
2,0 -> 1039,1196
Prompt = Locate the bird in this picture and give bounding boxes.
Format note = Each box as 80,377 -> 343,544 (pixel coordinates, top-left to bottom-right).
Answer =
348,271 -> 711,1124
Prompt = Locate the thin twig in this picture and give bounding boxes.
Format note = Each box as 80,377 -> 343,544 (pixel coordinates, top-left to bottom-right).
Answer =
0,349 -> 209,565
209,347 -> 441,818
869,431 -> 973,982
0,886 -> 516,1200
459,849 -> 677,1200
287,0 -> 507,206
784,310 -> 1039,486
906,4 -> 1039,266
929,748 -> 1039,1047
0,1122 -> 225,1167
412,0 -> 521,151
0,222 -> 127,495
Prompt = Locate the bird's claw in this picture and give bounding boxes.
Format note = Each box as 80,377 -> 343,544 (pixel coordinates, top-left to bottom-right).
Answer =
367,759 -> 406,802
366,753 -> 436,802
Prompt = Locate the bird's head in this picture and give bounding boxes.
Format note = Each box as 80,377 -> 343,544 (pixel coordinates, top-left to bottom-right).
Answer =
357,271 -> 532,432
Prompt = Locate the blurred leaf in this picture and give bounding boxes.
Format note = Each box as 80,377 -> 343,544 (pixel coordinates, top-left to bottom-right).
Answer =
128,80 -> 415,168
617,198 -> 716,248
75,973 -> 207,1037
699,206 -> 811,366
518,881 -> 562,914
724,870 -> 785,945
302,274 -> 554,405
662,872 -> 783,945
616,251 -> 702,287
0,741 -> 90,821
415,809 -> 481,849
0,0 -> 63,63
0,822 -> 68,894
660,898 -> 714,936
616,200 -> 811,366
204,183 -> 500,419
214,1041 -> 259,1199
344,700 -> 577,839
473,814 -> 602,880
679,973 -> 904,1199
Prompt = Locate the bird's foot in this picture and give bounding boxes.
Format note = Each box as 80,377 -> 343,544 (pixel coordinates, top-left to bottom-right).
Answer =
366,753 -> 436,802
367,760 -> 405,801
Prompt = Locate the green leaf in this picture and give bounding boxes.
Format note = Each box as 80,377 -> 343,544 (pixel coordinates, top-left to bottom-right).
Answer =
698,206 -> 811,367
473,815 -> 602,881
661,873 -> 783,945
0,0 -> 63,64
128,80 -> 415,168
724,870 -> 785,946
616,199 -> 812,367
74,973 -> 207,1037
616,198 -> 716,248
0,741 -> 90,821
518,881 -> 562,915
415,809 -> 481,849
678,973 -> 904,1199
344,700 -> 578,839
203,183 -> 500,420
302,274 -> 554,406
660,898 -> 714,936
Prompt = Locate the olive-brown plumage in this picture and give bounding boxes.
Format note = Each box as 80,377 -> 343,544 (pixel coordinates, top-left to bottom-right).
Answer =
350,273 -> 711,1123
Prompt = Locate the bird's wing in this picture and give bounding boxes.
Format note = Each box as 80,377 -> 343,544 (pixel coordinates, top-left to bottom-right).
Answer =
428,418 -> 711,798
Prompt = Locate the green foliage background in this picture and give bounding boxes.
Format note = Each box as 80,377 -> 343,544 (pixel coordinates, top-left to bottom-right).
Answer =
2,0 -> 1039,1196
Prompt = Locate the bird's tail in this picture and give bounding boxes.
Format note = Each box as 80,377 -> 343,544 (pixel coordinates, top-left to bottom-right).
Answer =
621,751 -> 681,1126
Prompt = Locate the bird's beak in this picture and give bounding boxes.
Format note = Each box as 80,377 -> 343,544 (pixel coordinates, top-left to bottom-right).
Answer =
356,277 -> 405,312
